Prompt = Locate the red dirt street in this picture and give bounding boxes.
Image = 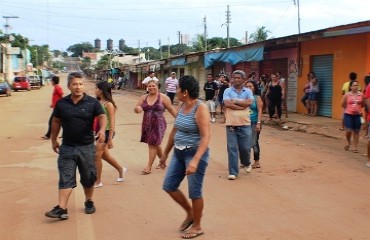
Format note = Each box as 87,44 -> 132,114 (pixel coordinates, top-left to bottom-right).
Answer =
0,74 -> 369,240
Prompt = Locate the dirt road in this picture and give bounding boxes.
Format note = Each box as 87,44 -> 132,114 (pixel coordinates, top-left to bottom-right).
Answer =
0,74 -> 369,240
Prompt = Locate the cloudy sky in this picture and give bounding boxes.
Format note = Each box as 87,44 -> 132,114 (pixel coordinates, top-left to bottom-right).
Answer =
0,0 -> 369,51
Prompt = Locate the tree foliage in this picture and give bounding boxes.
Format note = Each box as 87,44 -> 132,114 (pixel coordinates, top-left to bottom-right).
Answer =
29,45 -> 50,67
67,42 -> 94,57
249,26 -> 271,43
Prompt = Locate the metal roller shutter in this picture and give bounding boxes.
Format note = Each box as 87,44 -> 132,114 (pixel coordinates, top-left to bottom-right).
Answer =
312,55 -> 333,117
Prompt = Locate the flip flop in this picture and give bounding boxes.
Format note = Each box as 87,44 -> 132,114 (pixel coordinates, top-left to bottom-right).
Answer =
344,145 -> 350,151
181,231 -> 204,239
179,219 -> 193,232
252,164 -> 261,169
353,150 -> 359,153
155,165 -> 161,169
141,170 -> 151,175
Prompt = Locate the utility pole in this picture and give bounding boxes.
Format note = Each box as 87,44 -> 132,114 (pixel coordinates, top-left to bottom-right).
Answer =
3,16 -> 19,36
138,40 -> 141,63
293,0 -> 301,34
159,39 -> 163,59
167,37 -> 170,57
226,5 -> 231,48
146,42 -> 150,61
3,16 -> 19,82
203,16 -> 207,51
177,31 -> 181,55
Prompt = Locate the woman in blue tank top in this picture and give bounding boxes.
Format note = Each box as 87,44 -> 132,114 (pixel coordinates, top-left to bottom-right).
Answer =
245,80 -> 263,169
160,75 -> 210,239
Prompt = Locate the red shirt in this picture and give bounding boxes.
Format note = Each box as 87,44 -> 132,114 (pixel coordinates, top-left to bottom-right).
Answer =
51,84 -> 63,108
365,84 -> 370,121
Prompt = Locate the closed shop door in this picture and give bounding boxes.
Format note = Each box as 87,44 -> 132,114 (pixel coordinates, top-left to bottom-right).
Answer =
312,55 -> 333,117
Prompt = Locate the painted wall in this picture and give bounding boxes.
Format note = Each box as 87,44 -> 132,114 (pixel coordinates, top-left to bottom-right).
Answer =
265,48 -> 298,111
299,33 -> 369,119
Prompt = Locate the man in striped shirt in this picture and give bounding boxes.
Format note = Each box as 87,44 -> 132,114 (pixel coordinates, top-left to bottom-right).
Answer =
165,72 -> 179,104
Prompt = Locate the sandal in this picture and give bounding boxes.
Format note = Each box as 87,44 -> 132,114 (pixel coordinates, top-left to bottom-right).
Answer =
353,150 -> 359,153
181,231 -> 204,239
252,163 -> 261,169
344,145 -> 350,151
179,219 -> 193,232
141,170 -> 151,175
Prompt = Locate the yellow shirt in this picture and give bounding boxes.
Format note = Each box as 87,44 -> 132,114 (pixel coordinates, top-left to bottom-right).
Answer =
342,81 -> 361,94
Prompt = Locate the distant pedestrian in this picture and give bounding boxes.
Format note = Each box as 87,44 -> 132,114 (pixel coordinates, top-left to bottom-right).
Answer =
45,72 -> 106,220
301,72 -> 315,115
203,74 -> 218,123
342,80 -> 364,153
165,72 -> 178,104
341,72 -> 361,130
245,80 -> 263,169
134,80 -> 176,174
42,75 -> 63,140
265,73 -> 285,121
94,81 -> 127,188
308,76 -> 319,116
365,78 -> 370,167
217,74 -> 230,121
223,70 -> 254,180
159,75 -> 210,239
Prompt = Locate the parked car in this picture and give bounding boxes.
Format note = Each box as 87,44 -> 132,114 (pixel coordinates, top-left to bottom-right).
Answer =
12,76 -> 31,91
0,82 -> 12,97
28,75 -> 42,89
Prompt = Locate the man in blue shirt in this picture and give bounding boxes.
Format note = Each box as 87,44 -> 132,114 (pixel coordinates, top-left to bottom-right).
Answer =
223,70 -> 254,180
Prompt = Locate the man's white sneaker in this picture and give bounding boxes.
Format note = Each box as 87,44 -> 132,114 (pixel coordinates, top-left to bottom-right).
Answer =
228,175 -> 238,180
211,118 -> 216,123
245,165 -> 252,173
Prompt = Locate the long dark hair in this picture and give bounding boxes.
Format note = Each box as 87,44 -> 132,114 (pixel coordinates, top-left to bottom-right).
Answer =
96,81 -> 117,108
247,80 -> 261,96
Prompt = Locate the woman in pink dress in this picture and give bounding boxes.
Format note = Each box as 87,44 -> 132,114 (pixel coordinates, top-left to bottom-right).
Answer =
135,80 -> 177,174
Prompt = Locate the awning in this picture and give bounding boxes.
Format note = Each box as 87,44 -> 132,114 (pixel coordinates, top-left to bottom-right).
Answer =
204,45 -> 264,69
171,57 -> 186,66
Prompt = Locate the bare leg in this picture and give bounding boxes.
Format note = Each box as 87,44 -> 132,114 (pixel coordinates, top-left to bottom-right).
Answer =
345,131 -> 352,148
187,198 -> 204,232
144,144 -> 158,173
83,187 -> 94,201
102,148 -> 123,178
353,131 -> 360,151
95,143 -> 105,185
59,188 -> 73,209
166,190 -> 193,228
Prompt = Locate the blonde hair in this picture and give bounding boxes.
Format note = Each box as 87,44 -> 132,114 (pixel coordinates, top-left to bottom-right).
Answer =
147,80 -> 158,86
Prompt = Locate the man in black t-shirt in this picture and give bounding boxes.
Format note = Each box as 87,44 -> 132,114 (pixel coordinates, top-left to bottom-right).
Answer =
203,73 -> 218,122
45,72 -> 106,220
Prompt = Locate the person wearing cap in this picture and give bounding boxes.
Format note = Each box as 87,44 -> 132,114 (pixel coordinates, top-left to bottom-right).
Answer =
165,72 -> 179,104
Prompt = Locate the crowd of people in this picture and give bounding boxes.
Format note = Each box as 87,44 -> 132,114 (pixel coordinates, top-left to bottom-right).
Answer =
42,70 -> 370,239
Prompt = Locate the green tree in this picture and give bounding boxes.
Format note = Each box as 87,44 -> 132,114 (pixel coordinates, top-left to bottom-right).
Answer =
67,42 -> 94,57
10,34 -> 29,49
249,26 -> 271,43
80,57 -> 91,70
29,45 -> 50,67
192,34 -> 206,52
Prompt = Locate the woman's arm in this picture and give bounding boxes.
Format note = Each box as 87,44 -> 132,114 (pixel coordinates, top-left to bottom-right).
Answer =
134,95 -> 145,113
161,93 -> 177,118
341,94 -> 347,109
186,103 -> 210,175
256,95 -> 263,131
106,102 -> 115,149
